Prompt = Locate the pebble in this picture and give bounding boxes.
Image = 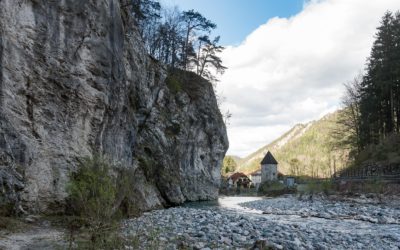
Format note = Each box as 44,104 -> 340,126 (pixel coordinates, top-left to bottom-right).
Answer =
122,195 -> 400,249
241,195 -> 400,225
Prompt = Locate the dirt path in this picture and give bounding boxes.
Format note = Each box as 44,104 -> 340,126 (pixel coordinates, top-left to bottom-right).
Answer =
0,226 -> 64,250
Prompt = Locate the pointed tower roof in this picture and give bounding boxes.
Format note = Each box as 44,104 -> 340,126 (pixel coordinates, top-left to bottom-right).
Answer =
260,151 -> 278,165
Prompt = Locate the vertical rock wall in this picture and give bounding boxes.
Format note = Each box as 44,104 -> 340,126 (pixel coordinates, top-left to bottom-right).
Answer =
0,0 -> 228,214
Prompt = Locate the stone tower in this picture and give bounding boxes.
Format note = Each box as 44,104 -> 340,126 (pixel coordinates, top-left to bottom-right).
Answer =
261,151 -> 278,182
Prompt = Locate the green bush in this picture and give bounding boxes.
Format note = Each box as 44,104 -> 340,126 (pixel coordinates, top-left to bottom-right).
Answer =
67,155 -> 122,249
67,155 -> 116,220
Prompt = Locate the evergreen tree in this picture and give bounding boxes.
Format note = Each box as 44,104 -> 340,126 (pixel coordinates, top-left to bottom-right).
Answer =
181,10 -> 216,70
359,11 -> 398,147
195,36 -> 227,80
393,12 -> 400,132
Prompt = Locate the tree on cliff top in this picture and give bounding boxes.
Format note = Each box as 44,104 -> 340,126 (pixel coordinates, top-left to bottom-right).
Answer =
181,9 -> 216,70
129,1 -> 227,82
195,35 -> 227,81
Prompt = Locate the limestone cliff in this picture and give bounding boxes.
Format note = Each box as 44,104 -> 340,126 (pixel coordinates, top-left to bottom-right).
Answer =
0,0 -> 228,214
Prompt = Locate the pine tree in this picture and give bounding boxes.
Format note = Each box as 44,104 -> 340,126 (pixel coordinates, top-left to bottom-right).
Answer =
195,36 -> 227,80
359,11 -> 397,147
393,12 -> 400,132
181,10 -> 216,70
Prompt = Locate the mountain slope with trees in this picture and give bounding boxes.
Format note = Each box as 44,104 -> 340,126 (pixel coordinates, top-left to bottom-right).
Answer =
236,111 -> 349,177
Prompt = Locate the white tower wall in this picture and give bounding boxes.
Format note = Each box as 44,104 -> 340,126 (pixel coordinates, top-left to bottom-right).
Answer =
261,164 -> 278,182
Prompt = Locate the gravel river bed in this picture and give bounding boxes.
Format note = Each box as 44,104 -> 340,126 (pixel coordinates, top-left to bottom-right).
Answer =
122,195 -> 400,249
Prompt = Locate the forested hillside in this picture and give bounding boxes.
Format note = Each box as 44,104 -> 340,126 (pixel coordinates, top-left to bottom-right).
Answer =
236,111 -> 349,177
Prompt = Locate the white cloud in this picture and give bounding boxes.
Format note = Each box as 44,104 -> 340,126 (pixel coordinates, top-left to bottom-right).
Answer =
218,0 -> 400,157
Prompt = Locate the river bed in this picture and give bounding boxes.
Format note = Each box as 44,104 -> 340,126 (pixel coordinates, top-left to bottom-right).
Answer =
123,195 -> 400,249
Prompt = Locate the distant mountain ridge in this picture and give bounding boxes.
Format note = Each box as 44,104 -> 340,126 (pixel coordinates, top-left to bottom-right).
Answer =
236,111 -> 348,177
240,122 -> 313,167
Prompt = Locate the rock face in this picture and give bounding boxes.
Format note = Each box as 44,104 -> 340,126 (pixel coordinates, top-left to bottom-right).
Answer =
0,0 -> 228,214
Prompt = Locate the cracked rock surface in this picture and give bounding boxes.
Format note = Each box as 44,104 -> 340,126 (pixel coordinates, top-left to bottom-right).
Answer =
0,0 -> 228,214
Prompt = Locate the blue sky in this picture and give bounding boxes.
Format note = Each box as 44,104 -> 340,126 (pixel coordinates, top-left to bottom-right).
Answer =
159,0 -> 304,45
